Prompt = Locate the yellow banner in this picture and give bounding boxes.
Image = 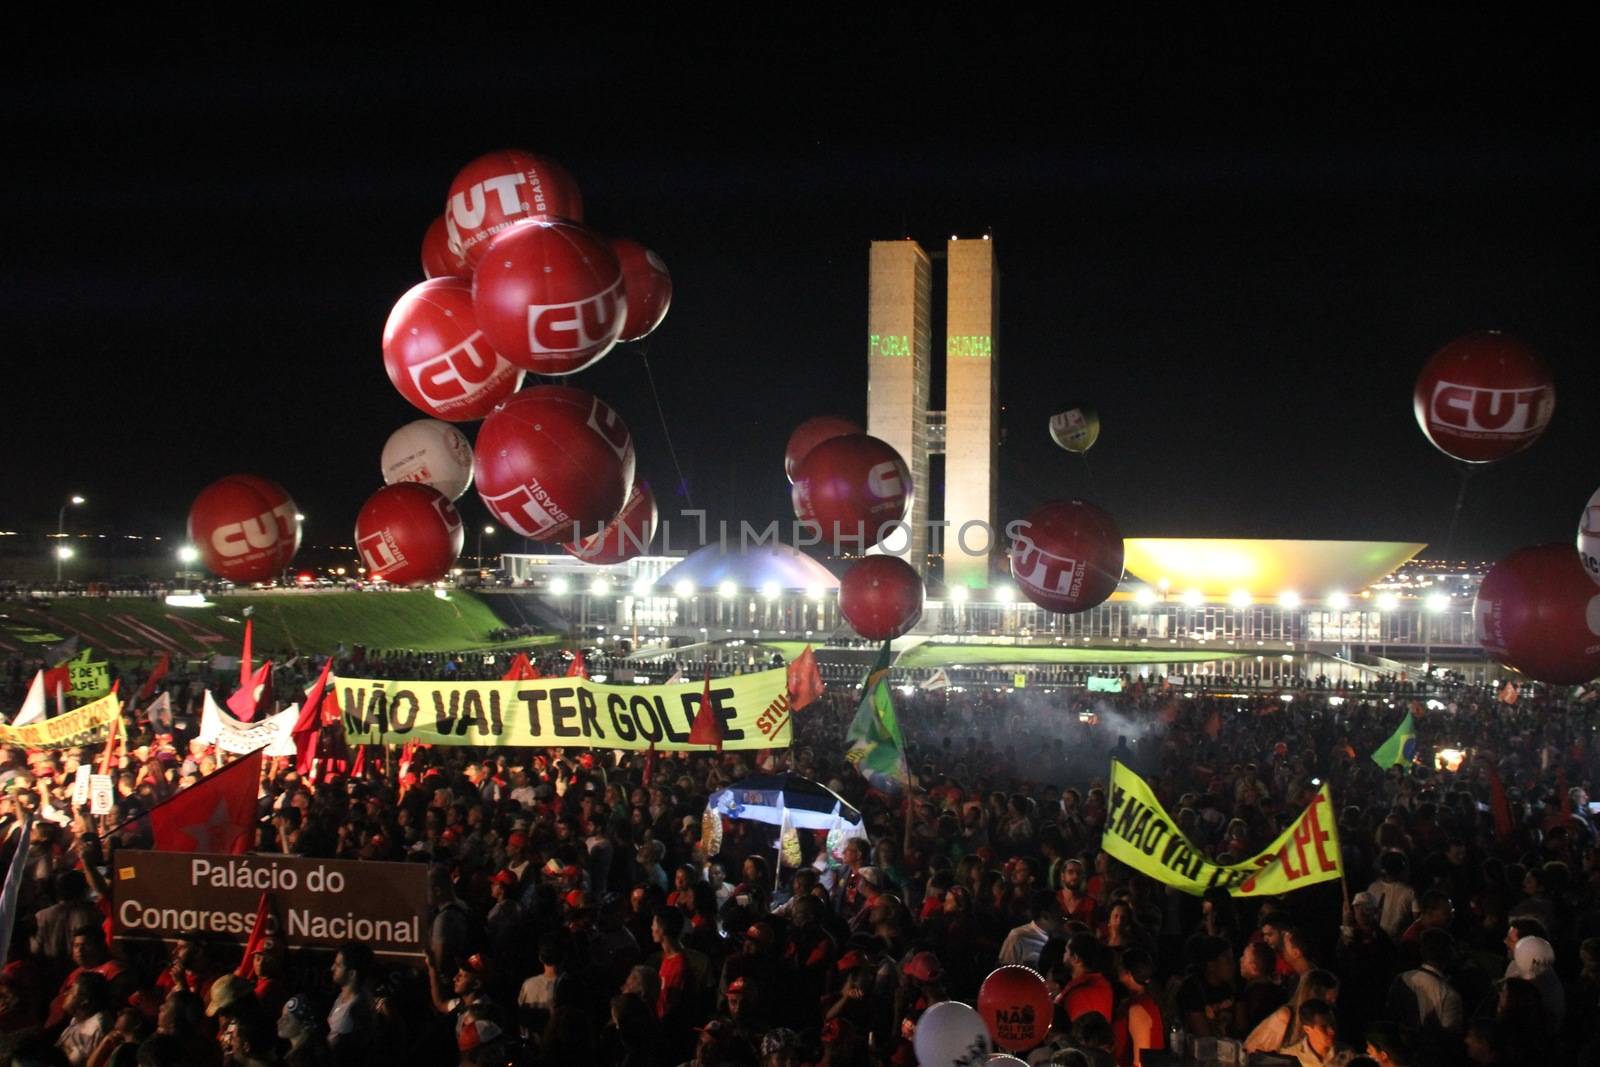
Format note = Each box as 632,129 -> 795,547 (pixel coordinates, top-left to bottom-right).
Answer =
335,668 -> 794,751
1103,760 -> 1342,897
67,650 -> 111,699
0,691 -> 122,749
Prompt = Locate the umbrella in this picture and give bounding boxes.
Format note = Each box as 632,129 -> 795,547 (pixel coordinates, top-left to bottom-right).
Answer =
706,773 -> 863,831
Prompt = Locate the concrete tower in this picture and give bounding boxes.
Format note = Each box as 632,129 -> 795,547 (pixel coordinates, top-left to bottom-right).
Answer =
942,237 -> 999,589
865,240 -> 932,574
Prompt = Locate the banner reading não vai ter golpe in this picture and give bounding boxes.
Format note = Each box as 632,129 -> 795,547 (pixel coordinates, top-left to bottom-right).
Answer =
335,668 -> 794,751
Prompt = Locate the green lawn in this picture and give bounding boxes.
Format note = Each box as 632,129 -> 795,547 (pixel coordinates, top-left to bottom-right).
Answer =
0,591 -> 545,661
895,644 -> 1248,668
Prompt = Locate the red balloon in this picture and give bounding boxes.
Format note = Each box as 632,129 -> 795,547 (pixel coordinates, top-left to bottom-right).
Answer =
791,434 -> 911,551
472,220 -> 626,376
383,278 -> 525,421
563,481 -> 659,566
187,475 -> 301,585
475,386 -> 636,543
1474,543 -> 1600,685
785,416 -> 862,483
840,556 -> 924,640
1008,500 -> 1123,613
1413,331 -> 1555,464
420,215 -> 470,280
610,237 -> 672,342
354,483 -> 464,585
444,149 -> 583,266
977,965 -> 1053,1052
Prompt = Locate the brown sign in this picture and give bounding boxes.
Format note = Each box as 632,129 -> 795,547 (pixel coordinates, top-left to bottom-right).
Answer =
113,851 -> 431,960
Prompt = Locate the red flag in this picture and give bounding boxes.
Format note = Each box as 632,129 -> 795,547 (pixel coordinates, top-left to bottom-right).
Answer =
642,740 -> 657,785
227,661 -> 274,723
566,651 -> 588,679
786,646 -> 824,712
150,747 -> 263,854
234,893 -> 271,978
503,652 -> 541,681
687,665 -> 723,750
1488,760 -> 1514,843
1499,681 -> 1520,706
136,653 -> 170,702
41,663 -> 71,701
240,620 -> 253,690
293,658 -> 335,776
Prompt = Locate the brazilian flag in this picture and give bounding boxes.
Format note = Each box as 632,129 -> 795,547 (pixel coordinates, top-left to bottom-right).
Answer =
844,642 -> 907,792
1372,710 -> 1418,768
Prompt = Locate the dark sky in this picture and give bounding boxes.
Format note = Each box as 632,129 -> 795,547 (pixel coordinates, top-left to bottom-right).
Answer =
4,15 -> 1596,565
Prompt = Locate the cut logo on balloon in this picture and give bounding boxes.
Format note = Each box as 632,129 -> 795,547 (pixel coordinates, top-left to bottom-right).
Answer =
867,461 -> 905,499
483,482 -> 571,539
357,529 -> 408,576
211,504 -> 298,559
1429,381 -> 1553,438
446,173 -> 545,257
586,399 -> 634,461
1012,535 -> 1085,598
528,277 -> 625,354
407,333 -> 513,407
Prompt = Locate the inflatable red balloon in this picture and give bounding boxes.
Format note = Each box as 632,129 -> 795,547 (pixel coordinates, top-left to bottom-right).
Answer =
383,278 -> 524,421
187,475 -> 301,585
1579,486 -> 1600,588
1413,331 -> 1555,464
785,416 -> 862,484
420,215 -> 470,280
563,481 -> 658,565
473,220 -> 626,376
977,965 -> 1053,1052
1475,543 -> 1600,685
475,386 -> 635,543
840,555 -> 924,640
444,149 -> 583,266
610,237 -> 672,342
1008,500 -> 1123,613
354,483 -> 464,585
791,434 -> 911,551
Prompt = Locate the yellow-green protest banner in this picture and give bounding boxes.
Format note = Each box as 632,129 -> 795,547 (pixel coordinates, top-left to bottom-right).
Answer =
1103,759 -> 1342,897
0,690 -> 122,749
67,649 -> 111,699
336,668 -> 793,751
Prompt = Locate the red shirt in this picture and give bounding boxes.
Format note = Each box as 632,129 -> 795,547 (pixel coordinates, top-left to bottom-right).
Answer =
1114,990 -> 1164,1066
1060,972 -> 1114,1023
657,952 -> 687,1019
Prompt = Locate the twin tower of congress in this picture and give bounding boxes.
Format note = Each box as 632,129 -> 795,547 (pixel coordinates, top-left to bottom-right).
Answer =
867,237 -> 998,590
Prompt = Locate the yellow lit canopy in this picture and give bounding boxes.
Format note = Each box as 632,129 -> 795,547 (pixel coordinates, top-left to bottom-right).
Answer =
1120,539 -> 1426,601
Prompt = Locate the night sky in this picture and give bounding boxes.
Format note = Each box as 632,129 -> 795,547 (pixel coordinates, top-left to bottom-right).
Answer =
4,16 -> 1596,566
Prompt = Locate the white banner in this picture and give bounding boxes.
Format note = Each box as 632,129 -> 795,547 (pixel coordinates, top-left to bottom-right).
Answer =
200,691 -> 298,756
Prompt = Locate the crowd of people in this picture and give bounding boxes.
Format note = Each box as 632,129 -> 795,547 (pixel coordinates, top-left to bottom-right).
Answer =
1,644 -> 1598,1066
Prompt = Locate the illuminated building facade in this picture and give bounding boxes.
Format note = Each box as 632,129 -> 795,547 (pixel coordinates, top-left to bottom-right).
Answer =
865,241 -> 932,574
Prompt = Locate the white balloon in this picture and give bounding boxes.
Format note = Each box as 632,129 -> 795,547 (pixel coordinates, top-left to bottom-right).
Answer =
986,1058 -> 1029,1065
913,1001 -> 993,1067
1580,486 -> 1600,588
381,419 -> 474,501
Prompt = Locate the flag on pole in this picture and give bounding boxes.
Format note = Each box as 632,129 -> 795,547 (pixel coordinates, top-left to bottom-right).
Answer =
777,808 -> 802,869
240,620 -> 253,690
146,692 -> 173,731
1371,711 -> 1417,768
227,661 -> 274,723
918,668 -> 951,692
137,653 -> 170,702
687,665 -> 724,750
1499,681 -> 1520,706
44,635 -> 79,665
844,642 -> 907,793
566,651 -> 588,679
642,740 -> 657,785
664,668 -> 685,685
234,893 -> 272,977
150,747 -> 263,854
786,645 -> 825,711
10,672 -> 46,727
292,658 -> 335,776
0,811 -> 36,967
503,652 -> 541,681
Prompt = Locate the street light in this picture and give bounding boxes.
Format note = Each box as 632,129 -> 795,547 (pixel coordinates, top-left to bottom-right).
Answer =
177,545 -> 200,564
55,494 -> 84,582
477,525 -> 496,570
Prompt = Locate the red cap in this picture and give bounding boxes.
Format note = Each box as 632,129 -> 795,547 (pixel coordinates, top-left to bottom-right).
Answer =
507,831 -> 527,849
490,869 -> 518,889
904,951 -> 943,982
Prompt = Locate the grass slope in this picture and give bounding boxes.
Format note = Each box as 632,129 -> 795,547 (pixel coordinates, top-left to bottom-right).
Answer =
0,591 -> 539,661
894,644 -> 1247,668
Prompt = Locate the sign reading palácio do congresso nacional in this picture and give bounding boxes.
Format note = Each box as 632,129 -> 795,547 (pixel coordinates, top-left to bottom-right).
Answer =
114,852 -> 431,960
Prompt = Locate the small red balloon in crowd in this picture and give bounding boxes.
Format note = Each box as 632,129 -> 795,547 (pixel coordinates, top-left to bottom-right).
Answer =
187,475 -> 302,585
1413,330 -> 1556,464
791,434 -> 911,551
1579,486 -> 1600,588
354,483 -> 464,586
475,386 -> 636,543
1008,500 -> 1124,613
472,220 -> 626,376
420,215 -> 470,280
610,237 -> 673,343
444,149 -> 583,266
563,481 -> 659,566
383,278 -> 524,421
1475,543 -> 1600,686
785,416 -> 863,484
839,555 -> 924,640
977,965 -> 1054,1052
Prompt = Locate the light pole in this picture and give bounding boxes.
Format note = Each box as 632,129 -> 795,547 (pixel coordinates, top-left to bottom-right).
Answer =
55,494 -> 84,582
477,525 -> 495,571
177,545 -> 199,584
